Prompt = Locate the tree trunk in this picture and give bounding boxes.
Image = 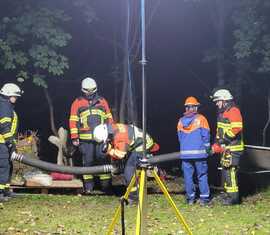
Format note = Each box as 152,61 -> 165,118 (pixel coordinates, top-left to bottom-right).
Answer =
262,88 -> 270,146
216,0 -> 225,86
43,88 -> 58,136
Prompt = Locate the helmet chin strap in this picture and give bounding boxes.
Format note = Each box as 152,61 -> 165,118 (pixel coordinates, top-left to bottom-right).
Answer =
84,92 -> 97,100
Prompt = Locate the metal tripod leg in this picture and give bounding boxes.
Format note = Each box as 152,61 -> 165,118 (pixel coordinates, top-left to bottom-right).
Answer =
107,168 -> 193,235
136,168 -> 147,235
152,170 -> 193,235
106,173 -> 137,235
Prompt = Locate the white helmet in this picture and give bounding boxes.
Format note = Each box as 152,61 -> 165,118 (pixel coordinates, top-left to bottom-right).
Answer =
81,77 -> 97,94
0,83 -> 23,97
212,89 -> 233,102
93,124 -> 108,143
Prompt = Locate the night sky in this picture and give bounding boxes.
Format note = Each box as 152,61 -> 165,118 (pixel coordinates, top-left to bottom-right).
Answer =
0,0 -> 268,160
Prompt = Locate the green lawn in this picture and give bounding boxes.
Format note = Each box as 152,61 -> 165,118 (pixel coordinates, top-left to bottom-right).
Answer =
1,183 -> 270,235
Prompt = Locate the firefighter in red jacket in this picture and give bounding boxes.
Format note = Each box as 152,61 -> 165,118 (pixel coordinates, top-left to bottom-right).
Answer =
69,77 -> 114,194
0,83 -> 23,202
93,123 -> 159,200
211,89 -> 244,205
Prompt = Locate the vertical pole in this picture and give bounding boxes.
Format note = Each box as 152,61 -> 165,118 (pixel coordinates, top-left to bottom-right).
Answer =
140,0 -> 147,159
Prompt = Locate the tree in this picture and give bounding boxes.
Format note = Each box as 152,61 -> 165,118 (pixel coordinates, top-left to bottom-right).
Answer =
232,0 -> 270,144
0,2 -> 71,136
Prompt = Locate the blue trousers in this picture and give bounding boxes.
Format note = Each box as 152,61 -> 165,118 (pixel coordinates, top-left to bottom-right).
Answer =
124,152 -> 141,186
181,159 -> 210,202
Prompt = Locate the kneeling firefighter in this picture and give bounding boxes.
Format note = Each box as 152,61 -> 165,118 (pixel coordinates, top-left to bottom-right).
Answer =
211,89 -> 244,205
0,83 -> 23,202
93,123 -> 159,200
69,77 -> 114,194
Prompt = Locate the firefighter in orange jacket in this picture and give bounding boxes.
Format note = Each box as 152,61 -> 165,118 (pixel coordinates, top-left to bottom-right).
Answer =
93,123 -> 159,200
69,77 -> 114,194
211,89 -> 244,205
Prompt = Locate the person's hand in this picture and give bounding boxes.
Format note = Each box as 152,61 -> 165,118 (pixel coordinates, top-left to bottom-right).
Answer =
211,143 -> 225,154
6,142 -> 17,154
101,142 -> 112,153
72,139 -> 80,146
221,154 -> 232,168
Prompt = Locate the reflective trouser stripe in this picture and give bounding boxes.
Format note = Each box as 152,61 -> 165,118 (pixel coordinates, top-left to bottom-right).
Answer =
99,174 -> 111,180
224,167 -> 238,193
0,184 -> 5,190
83,175 -> 94,180
5,184 -> 10,189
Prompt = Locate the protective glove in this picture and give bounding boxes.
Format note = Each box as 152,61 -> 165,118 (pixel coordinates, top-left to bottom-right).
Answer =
111,160 -> 121,175
72,139 -> 80,146
101,142 -> 112,153
6,141 -> 17,154
206,147 -> 213,156
220,154 -> 232,168
211,143 -> 225,154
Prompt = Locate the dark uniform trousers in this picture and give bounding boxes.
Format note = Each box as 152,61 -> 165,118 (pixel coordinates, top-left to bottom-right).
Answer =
79,142 -> 111,192
0,144 -> 10,185
221,151 -> 242,204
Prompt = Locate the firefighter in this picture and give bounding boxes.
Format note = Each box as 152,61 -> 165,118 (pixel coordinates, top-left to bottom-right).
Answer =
0,83 -> 23,202
211,89 -> 244,205
93,123 -> 159,201
69,77 -> 114,194
177,96 -> 211,205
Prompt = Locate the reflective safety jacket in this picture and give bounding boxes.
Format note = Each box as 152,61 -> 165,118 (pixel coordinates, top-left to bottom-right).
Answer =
0,96 -> 18,145
69,95 -> 113,141
216,105 -> 244,152
107,123 -> 155,160
177,112 -> 210,159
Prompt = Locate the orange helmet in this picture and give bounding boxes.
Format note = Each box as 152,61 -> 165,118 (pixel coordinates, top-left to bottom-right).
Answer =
184,96 -> 200,106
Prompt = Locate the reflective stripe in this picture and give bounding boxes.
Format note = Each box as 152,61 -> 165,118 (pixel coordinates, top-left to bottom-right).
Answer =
0,184 -> 5,190
231,122 -> 243,128
79,133 -> 93,140
225,167 -> 239,193
0,135 -> 4,143
2,112 -> 18,140
70,128 -> 78,134
83,175 -> 94,180
180,149 -> 206,155
227,144 -> 244,151
69,115 -> 79,121
3,132 -> 13,138
99,174 -> 112,180
200,194 -> 210,198
5,184 -> 10,189
0,117 -> 11,123
11,112 -> 17,136
226,130 -> 235,138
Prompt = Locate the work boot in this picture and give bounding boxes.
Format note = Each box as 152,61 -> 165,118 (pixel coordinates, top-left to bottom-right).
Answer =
4,189 -> 17,198
199,200 -> 210,207
0,192 -> 8,202
187,200 -> 195,205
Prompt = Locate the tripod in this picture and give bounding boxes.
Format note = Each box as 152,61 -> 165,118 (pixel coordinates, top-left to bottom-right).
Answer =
106,159 -> 193,235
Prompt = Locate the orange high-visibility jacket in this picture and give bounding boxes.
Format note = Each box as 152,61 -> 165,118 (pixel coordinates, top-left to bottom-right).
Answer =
108,123 -> 156,160
216,105 -> 244,152
69,96 -> 113,141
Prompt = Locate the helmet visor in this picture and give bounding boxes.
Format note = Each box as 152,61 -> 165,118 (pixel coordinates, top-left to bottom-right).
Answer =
82,87 -> 96,94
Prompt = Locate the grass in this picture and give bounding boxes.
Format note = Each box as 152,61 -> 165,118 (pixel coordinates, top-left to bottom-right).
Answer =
0,180 -> 270,235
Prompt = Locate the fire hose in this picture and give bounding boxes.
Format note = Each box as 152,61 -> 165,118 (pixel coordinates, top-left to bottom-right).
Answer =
10,152 -> 180,175
11,149 -> 270,175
